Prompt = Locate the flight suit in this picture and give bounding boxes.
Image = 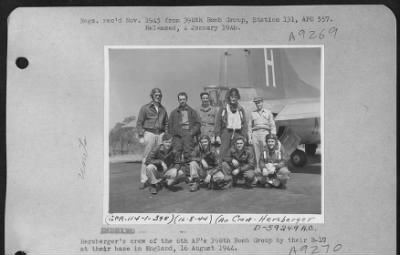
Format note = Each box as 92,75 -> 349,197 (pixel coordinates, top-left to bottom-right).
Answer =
222,146 -> 256,186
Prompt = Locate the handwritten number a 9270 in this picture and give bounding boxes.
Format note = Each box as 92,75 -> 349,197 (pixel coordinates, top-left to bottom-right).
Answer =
288,244 -> 343,255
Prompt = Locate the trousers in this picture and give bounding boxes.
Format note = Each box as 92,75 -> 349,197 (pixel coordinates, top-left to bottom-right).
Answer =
146,164 -> 185,186
256,167 -> 291,187
172,129 -> 194,160
251,129 -> 270,171
219,129 -> 244,158
140,131 -> 163,184
221,161 -> 255,184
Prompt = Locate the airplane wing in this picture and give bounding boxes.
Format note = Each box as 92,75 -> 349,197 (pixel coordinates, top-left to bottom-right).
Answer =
274,99 -> 320,121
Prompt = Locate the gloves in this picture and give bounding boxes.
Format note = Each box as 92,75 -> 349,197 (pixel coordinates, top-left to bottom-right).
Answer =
161,161 -> 168,171
204,174 -> 211,184
211,135 -> 216,144
232,168 -> 240,176
265,163 -> 276,175
201,159 -> 209,169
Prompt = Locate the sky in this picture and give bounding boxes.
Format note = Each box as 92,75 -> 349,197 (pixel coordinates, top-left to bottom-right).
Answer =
108,47 -> 321,129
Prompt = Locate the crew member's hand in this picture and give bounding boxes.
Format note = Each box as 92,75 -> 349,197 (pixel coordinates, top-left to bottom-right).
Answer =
232,159 -> 239,167
232,168 -> 240,176
204,174 -> 211,183
215,136 -> 221,145
139,137 -> 145,144
248,137 -> 253,145
262,168 -> 269,176
161,161 -> 168,171
201,159 -> 209,169
210,136 -> 216,144
266,163 -> 276,174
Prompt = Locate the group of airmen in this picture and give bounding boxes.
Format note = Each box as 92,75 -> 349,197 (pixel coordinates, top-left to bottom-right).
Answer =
136,87 -> 290,195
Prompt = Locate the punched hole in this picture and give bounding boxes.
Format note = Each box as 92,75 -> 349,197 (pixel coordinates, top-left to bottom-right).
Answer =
16,57 -> 29,69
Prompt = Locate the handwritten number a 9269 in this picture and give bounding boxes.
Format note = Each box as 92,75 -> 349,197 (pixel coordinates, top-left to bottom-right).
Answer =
289,27 -> 338,41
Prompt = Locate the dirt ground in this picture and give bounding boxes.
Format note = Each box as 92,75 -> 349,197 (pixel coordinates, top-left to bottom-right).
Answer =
109,155 -> 321,214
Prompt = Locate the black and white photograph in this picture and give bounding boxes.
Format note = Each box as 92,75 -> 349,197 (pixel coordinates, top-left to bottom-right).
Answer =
106,46 -> 323,216
5,5 -> 396,255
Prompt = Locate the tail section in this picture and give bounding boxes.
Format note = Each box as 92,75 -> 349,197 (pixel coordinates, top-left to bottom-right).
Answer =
247,48 -> 320,100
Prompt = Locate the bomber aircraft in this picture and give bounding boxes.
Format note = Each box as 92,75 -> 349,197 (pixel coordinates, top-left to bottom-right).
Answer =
204,48 -> 321,167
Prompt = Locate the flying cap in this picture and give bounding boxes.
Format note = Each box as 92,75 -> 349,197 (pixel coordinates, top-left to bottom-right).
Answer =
228,88 -> 240,99
233,135 -> 246,143
265,133 -> 278,142
150,88 -> 162,97
162,133 -> 173,141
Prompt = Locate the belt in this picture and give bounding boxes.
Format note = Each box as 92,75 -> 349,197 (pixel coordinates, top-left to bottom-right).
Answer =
144,128 -> 164,134
252,127 -> 270,132
227,128 -> 241,132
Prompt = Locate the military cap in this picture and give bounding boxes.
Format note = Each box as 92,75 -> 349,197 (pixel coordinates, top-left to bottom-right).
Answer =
253,97 -> 264,102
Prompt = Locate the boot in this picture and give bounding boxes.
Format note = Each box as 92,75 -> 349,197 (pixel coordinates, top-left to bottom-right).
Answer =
190,182 -> 200,192
149,184 -> 158,195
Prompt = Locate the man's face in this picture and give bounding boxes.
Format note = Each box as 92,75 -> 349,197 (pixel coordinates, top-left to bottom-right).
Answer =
200,138 -> 209,149
178,95 -> 187,108
255,100 -> 263,111
230,95 -> 238,105
152,92 -> 162,104
162,139 -> 172,150
201,95 -> 210,107
267,139 -> 276,149
235,139 -> 245,151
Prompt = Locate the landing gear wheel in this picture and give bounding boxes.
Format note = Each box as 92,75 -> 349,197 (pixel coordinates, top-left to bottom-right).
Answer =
305,144 -> 317,155
291,149 -> 307,167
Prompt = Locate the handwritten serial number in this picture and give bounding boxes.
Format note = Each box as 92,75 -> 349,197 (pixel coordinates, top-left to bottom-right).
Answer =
289,27 -> 338,41
289,244 -> 343,255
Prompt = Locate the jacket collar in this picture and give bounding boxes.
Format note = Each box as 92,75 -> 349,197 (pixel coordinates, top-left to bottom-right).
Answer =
199,105 -> 212,112
149,101 -> 163,109
177,105 -> 190,111
234,147 -> 246,156
160,144 -> 172,153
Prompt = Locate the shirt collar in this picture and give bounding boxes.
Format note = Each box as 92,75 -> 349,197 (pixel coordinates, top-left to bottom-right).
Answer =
200,106 -> 211,112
